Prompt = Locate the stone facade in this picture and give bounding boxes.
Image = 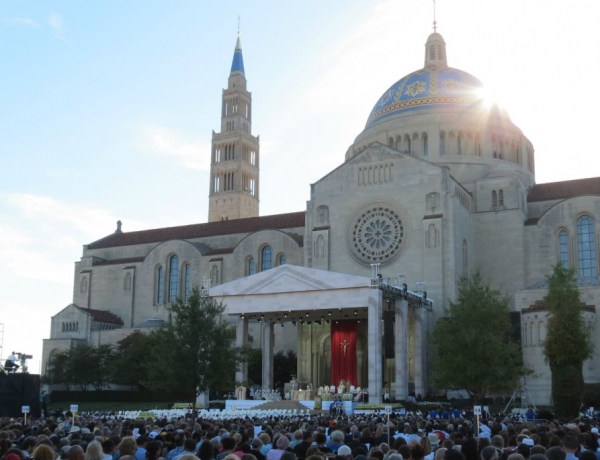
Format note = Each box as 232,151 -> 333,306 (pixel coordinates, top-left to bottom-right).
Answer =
42,31 -> 600,405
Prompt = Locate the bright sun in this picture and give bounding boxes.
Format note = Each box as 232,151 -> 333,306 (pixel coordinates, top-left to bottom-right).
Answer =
474,87 -> 501,108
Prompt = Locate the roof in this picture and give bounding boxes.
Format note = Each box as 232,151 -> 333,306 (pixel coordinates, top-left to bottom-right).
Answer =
74,306 -> 123,325
521,299 -> 595,314
137,318 -> 166,328
524,276 -> 600,290
230,36 -> 245,75
366,66 -> 484,129
528,177 -> 600,202
88,211 -> 306,249
92,257 -> 145,266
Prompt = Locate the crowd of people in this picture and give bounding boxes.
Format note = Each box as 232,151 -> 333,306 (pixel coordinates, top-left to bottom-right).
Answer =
0,409 -> 598,460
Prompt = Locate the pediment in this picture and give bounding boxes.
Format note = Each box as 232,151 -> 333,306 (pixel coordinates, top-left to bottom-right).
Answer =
209,264 -> 369,297
51,303 -> 81,319
347,142 -> 404,165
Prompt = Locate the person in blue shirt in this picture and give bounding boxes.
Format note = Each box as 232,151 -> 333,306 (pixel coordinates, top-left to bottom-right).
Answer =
133,437 -> 147,460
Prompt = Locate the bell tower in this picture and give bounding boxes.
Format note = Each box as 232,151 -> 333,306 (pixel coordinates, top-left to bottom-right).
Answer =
208,34 -> 260,222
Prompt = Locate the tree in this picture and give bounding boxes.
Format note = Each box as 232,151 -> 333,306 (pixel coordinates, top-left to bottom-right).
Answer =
68,344 -> 114,390
43,344 -> 114,390
112,331 -> 154,390
274,350 -> 297,388
245,347 -> 263,386
543,263 -> 592,418
430,273 -> 527,401
43,351 -> 71,390
245,349 -> 297,388
144,288 -> 240,411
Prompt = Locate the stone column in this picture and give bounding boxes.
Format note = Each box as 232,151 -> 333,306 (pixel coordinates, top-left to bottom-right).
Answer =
367,289 -> 383,403
413,307 -> 425,396
262,321 -> 275,390
235,317 -> 249,385
394,299 -> 409,401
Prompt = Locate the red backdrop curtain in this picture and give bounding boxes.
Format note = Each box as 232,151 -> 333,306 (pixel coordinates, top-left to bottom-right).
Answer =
330,320 -> 358,387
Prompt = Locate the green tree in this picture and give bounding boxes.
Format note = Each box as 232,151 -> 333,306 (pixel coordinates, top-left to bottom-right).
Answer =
68,344 -> 114,390
274,350 -> 297,387
543,263 -> 592,418
43,351 -> 71,390
245,349 -> 297,388
112,331 -> 154,390
245,347 -> 263,386
430,273 -> 527,401
144,288 -> 240,411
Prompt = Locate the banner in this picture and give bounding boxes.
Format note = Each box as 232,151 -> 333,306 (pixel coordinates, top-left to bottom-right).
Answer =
330,320 -> 358,387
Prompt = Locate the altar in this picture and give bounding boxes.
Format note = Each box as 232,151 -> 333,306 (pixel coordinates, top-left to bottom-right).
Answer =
290,389 -> 314,400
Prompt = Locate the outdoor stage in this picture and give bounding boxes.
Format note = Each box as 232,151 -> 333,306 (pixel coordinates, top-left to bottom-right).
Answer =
0,372 -> 41,417
225,399 -> 357,414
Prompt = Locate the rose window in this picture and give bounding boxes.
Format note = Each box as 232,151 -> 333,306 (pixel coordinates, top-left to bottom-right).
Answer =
347,205 -> 404,265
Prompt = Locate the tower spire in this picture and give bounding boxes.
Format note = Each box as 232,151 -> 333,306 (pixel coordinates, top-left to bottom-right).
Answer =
424,1 -> 447,69
231,22 -> 245,75
208,31 -> 259,223
236,16 -> 242,50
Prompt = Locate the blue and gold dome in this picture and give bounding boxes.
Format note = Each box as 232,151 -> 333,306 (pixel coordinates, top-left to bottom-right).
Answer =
365,31 -> 487,129
366,66 -> 483,128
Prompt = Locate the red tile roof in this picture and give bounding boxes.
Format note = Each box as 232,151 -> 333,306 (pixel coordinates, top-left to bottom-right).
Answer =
528,177 -> 600,202
75,306 -> 124,325
88,211 -> 306,249
521,299 -> 594,313
92,257 -> 145,266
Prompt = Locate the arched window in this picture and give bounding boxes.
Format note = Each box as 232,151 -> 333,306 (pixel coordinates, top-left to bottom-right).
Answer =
559,230 -> 570,268
168,255 -> 179,303
422,133 -> 428,157
184,264 -> 191,301
530,322 -> 535,346
439,132 -> 446,156
124,272 -> 132,291
247,257 -> 255,276
492,190 -> 498,207
577,215 -> 597,276
210,265 -> 219,286
156,266 -> 164,304
261,246 -> 272,271
499,189 -> 504,207
278,254 -> 287,266
448,132 -> 456,155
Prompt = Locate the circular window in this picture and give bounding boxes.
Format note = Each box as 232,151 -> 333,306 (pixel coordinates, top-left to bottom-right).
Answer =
347,204 -> 404,265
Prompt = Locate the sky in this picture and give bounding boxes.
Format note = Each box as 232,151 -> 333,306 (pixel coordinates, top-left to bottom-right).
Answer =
1,0 -> 599,374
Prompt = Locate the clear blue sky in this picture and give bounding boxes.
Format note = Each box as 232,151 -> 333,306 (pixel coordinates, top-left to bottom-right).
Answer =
1,0 -> 599,372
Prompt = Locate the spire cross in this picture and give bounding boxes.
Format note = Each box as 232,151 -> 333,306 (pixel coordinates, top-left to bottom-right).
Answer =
433,0 -> 437,32
237,15 -> 241,36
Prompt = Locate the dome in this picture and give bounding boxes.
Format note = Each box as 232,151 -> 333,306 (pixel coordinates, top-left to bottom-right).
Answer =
365,66 -> 485,129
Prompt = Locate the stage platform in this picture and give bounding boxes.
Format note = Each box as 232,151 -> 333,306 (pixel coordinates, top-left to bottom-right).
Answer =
225,399 -> 356,413
0,372 -> 41,417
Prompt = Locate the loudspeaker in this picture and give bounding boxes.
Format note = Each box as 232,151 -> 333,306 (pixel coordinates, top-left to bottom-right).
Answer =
0,373 -> 41,417
383,310 -> 395,359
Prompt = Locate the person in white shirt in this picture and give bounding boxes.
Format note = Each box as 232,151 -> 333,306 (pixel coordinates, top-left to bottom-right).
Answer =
5,352 -> 19,371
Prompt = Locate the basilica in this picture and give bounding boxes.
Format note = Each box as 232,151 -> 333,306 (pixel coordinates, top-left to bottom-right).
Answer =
42,27 -> 600,406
